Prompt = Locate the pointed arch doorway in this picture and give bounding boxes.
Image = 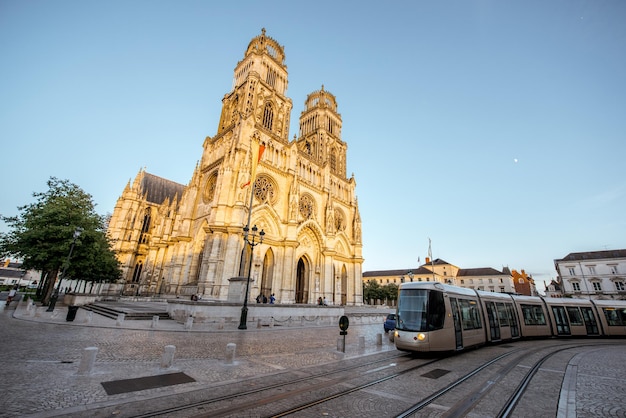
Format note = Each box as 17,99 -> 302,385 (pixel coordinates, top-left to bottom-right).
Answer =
341,265 -> 348,305
260,249 -> 274,299
295,257 -> 309,304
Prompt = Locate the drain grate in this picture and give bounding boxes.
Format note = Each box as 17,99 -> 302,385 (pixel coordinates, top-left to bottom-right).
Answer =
421,368 -> 451,379
101,372 -> 196,395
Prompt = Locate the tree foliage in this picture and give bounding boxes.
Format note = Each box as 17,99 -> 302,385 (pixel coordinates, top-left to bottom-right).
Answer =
0,177 -> 121,302
363,281 -> 398,303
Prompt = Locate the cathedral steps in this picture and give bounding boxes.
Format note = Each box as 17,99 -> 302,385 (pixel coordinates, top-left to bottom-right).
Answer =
82,301 -> 171,321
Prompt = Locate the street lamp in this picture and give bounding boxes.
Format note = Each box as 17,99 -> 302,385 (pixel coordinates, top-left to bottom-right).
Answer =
238,224 -> 265,330
47,227 -> 83,312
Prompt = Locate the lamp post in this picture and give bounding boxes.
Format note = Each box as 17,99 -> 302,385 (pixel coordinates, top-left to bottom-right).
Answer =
238,224 -> 265,330
47,227 -> 83,312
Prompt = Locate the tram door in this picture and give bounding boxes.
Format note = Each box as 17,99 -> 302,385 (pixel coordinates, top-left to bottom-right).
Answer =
449,298 -> 463,350
506,304 -> 520,338
552,306 -> 571,335
581,307 -> 599,335
486,302 -> 500,341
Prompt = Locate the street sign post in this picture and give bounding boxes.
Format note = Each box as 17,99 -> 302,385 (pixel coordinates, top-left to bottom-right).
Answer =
338,315 -> 349,353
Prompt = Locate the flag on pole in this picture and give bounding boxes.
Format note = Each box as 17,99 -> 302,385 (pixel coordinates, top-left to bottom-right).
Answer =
240,141 -> 266,188
428,238 -> 432,261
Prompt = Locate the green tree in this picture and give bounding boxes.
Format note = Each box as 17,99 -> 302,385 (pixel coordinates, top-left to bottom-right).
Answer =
382,283 -> 399,301
363,280 -> 384,303
0,177 -> 121,304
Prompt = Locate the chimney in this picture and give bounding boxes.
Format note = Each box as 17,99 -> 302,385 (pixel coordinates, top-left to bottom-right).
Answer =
425,257 -> 430,264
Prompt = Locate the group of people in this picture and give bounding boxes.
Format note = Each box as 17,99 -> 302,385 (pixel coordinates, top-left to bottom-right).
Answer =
317,296 -> 329,306
256,293 -> 276,304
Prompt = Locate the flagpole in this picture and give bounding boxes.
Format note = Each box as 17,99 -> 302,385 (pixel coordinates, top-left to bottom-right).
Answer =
428,238 -> 435,282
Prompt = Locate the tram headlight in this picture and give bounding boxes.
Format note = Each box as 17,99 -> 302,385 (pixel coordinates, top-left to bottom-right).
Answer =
416,333 -> 426,341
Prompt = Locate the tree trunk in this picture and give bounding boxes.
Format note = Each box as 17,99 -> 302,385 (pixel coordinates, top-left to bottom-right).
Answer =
36,271 -> 48,299
41,269 -> 59,305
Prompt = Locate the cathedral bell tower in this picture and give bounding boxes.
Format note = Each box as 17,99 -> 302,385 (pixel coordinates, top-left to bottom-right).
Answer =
297,86 -> 347,179
216,28 -> 292,143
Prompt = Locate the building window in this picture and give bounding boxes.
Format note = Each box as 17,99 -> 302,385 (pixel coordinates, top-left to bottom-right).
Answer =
262,102 -> 274,131
572,282 -> 581,291
460,279 -> 465,285
500,287 -> 505,293
615,281 -> 625,291
568,267 -> 575,275
609,265 -> 618,274
518,278 -> 524,284
592,282 -> 602,291
587,266 -> 596,275
488,278 -> 493,284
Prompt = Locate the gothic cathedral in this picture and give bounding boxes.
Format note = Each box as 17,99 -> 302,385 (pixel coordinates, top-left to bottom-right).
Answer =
107,29 -> 364,305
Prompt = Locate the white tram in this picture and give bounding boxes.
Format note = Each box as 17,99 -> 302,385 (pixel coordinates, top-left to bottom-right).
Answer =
394,282 -> 626,353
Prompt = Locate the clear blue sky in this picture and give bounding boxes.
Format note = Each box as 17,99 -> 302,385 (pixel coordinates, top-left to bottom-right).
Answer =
2,1 -> 625,291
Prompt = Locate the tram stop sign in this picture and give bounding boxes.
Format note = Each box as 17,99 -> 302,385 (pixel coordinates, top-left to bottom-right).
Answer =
339,315 -> 349,335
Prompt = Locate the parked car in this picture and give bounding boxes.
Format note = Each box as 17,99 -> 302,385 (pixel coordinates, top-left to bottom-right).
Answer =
383,313 -> 396,333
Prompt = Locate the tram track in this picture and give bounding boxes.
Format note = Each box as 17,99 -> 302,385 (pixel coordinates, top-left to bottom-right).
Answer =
396,341 -> 624,418
93,339 -> 626,418
125,351 -> 413,418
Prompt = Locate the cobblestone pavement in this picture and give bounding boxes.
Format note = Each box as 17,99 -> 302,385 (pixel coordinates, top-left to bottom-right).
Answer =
1,299 -> 625,417
0,300 -> 396,417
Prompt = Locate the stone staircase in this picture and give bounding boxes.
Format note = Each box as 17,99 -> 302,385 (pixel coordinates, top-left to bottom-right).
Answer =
82,302 -> 171,321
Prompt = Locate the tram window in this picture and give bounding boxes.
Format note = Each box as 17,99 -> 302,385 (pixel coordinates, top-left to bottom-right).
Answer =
603,308 -> 626,326
426,290 -> 445,330
520,304 -> 547,325
459,299 -> 482,330
397,289 -> 429,331
566,307 -> 583,326
497,303 -> 509,326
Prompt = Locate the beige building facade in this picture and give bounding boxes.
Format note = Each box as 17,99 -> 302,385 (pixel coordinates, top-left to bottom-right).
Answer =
107,29 -> 363,305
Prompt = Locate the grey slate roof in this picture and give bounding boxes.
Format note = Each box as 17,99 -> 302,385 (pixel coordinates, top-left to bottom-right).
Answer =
363,266 -> 432,277
141,173 -> 186,205
457,267 -> 504,276
556,249 -> 626,262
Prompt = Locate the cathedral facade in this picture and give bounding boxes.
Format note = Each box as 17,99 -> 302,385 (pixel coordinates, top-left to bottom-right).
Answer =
107,29 -> 364,305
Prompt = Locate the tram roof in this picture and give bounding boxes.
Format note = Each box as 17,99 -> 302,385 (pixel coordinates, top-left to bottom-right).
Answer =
399,281 -> 478,297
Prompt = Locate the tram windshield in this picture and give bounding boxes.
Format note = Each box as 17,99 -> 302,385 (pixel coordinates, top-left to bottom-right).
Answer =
397,289 -> 445,332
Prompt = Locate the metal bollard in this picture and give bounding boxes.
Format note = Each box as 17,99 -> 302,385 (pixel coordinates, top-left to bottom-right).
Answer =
270,317 -> 274,328
77,347 -> 98,375
376,333 -> 383,346
225,343 -> 236,364
257,318 -> 262,329
185,316 -> 193,330
337,337 -> 345,353
151,315 -> 159,329
116,313 -> 125,326
161,345 -> 176,369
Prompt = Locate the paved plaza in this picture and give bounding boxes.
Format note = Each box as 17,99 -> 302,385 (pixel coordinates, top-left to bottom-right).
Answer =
1,297 -> 625,417
0,298 -> 395,417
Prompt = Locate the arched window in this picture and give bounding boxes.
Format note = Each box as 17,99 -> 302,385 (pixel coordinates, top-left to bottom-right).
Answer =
329,147 -> 337,172
139,208 -> 151,244
132,261 -> 143,283
262,102 -> 273,131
